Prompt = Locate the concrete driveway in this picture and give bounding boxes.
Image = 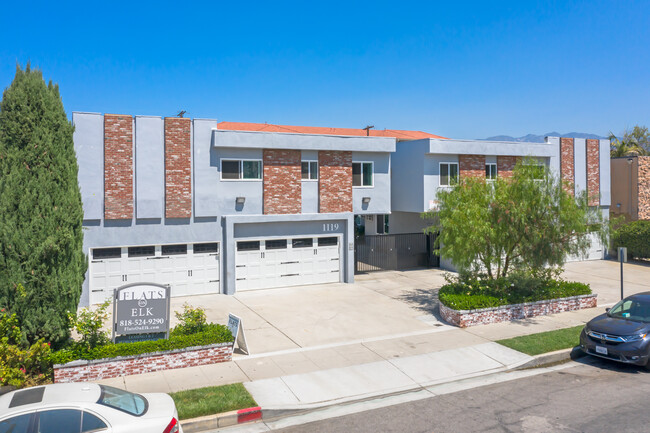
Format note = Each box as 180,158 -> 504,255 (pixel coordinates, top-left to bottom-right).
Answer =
167,260 -> 650,356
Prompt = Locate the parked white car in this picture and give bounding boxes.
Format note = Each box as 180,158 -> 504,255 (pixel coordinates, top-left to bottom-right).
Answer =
0,383 -> 182,433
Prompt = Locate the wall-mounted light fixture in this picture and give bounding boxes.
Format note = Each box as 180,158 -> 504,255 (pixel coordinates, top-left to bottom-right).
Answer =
627,158 -> 634,165
236,197 -> 246,205
362,197 -> 371,205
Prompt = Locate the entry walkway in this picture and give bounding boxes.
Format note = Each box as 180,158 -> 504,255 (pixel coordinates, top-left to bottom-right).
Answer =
94,260 -> 650,408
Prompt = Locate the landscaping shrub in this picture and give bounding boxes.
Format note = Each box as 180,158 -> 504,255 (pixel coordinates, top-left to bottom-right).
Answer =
611,220 -> 650,259
0,310 -> 52,388
438,275 -> 591,310
173,303 -> 208,336
68,300 -> 110,350
50,323 -> 233,365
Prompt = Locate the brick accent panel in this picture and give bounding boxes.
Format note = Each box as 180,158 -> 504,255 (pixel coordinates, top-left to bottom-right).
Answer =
586,139 -> 600,206
459,155 -> 485,179
496,156 -> 519,179
639,156 -> 650,220
560,137 -> 575,196
440,294 -> 597,328
104,114 -> 133,220
263,149 -> 301,214
319,151 -> 352,213
54,343 -> 233,383
165,117 -> 192,218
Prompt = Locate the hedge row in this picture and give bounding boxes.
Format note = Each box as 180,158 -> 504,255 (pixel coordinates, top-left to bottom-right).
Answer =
611,220 -> 650,259
50,324 -> 233,365
438,279 -> 591,310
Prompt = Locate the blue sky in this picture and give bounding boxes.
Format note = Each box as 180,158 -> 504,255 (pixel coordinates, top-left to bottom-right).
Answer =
1,1 -> 648,139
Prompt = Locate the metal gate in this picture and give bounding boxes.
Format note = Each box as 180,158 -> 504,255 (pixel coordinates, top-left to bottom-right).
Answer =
355,232 -> 439,273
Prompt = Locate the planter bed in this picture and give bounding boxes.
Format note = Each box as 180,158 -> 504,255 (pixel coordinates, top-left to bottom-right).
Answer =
53,342 -> 233,383
439,293 -> 597,327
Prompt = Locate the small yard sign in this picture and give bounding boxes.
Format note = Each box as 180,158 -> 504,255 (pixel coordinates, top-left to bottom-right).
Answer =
227,313 -> 249,355
112,282 -> 171,343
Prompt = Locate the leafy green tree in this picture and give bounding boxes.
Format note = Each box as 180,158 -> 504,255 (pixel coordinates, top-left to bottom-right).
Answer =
0,64 -> 86,346
423,160 -> 605,279
609,125 -> 649,157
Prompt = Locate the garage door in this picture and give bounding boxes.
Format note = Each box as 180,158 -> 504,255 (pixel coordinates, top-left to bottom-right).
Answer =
235,236 -> 341,291
89,242 -> 220,304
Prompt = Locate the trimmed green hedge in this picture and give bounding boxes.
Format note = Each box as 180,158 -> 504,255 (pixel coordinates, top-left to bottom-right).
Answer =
438,279 -> 591,310
50,324 -> 233,365
612,220 -> 650,259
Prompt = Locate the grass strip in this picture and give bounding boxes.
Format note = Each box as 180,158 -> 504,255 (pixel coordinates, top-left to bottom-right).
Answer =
496,325 -> 584,356
170,383 -> 257,420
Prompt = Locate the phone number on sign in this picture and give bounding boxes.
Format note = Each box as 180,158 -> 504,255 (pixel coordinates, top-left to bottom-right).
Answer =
119,318 -> 164,327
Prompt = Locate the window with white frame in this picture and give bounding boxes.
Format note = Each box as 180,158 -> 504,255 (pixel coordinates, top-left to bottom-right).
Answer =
440,162 -> 459,186
301,161 -> 318,180
352,162 -> 373,187
486,163 -> 497,181
221,159 -> 262,180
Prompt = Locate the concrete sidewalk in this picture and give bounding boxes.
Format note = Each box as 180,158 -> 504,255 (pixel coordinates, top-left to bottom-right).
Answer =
93,260 -> 650,410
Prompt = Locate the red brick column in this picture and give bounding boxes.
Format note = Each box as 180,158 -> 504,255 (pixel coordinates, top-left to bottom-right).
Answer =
104,114 -> 133,220
496,156 -> 519,179
560,137 -> 575,196
459,155 -> 485,179
263,149 -> 301,214
165,118 -> 192,219
319,151 -> 352,213
638,157 -> 650,220
586,139 -> 600,206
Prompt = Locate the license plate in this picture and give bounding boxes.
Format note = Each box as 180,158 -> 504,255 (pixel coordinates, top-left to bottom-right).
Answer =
596,345 -> 608,355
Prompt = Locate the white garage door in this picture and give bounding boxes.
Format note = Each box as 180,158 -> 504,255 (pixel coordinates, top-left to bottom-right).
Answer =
89,242 -> 220,304
235,236 -> 341,291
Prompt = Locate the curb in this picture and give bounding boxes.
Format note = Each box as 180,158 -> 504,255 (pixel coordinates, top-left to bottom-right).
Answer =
513,346 -> 586,370
180,406 -> 262,432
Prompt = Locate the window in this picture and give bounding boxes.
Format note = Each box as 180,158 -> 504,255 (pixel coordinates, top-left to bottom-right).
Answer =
440,163 -> 459,186
317,237 -> 338,246
265,239 -> 287,249
292,238 -> 313,248
161,244 -> 187,255
237,241 -> 260,251
194,243 -> 218,254
352,162 -> 373,187
81,412 -> 107,432
127,246 -> 155,257
486,163 -> 497,181
92,248 -> 121,260
301,161 -> 318,180
37,409 -> 81,433
221,159 -> 262,180
0,414 -> 32,433
98,385 -> 147,417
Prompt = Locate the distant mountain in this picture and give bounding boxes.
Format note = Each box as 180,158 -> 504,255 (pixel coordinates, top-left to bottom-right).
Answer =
482,132 -> 606,143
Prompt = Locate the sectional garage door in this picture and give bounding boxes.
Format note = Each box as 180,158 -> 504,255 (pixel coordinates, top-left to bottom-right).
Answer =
235,236 -> 341,291
89,242 -> 220,304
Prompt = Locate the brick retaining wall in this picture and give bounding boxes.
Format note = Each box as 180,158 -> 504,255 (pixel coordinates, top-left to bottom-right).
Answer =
439,294 -> 597,328
53,342 -> 233,383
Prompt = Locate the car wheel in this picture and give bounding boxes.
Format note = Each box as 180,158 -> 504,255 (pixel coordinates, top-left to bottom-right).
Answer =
644,361 -> 650,371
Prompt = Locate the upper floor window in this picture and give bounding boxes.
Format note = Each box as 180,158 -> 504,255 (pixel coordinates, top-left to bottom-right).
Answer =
301,161 -> 318,180
486,163 -> 497,181
440,162 -> 459,186
352,162 -> 373,187
221,159 -> 262,180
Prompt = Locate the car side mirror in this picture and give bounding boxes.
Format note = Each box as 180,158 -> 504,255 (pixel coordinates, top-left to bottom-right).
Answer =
605,308 -> 611,312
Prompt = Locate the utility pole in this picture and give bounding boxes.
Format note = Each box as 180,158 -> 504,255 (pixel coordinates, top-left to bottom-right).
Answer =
619,247 -> 627,300
363,125 -> 375,136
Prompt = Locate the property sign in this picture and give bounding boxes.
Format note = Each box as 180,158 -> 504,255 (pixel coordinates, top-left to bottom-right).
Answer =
113,283 -> 171,342
227,313 -> 249,355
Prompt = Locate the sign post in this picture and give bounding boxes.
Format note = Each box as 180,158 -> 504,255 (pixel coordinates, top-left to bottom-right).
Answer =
112,283 -> 171,343
618,247 -> 627,301
227,313 -> 249,355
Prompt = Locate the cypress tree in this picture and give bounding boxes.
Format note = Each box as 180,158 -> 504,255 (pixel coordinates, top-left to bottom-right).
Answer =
0,64 -> 86,346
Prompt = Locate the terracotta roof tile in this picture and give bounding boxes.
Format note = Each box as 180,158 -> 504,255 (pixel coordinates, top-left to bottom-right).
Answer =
217,121 -> 446,140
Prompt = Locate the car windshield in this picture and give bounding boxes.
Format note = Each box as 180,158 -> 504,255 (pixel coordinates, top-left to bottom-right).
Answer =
608,298 -> 650,323
98,385 -> 147,416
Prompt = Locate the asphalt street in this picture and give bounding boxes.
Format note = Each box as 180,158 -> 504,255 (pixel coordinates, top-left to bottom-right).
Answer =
273,357 -> 650,433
